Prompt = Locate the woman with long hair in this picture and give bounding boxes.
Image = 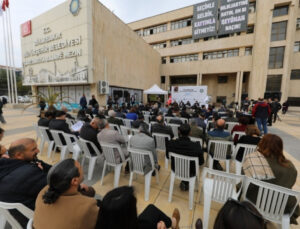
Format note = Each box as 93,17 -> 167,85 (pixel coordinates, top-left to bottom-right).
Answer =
242,134 -> 299,224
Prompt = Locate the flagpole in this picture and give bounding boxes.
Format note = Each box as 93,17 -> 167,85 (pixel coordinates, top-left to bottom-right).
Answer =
1,8 -> 11,103
7,7 -> 18,104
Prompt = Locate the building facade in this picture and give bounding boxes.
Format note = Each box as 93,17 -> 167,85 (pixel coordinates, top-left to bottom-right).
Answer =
21,0 -> 161,106
129,0 -> 300,106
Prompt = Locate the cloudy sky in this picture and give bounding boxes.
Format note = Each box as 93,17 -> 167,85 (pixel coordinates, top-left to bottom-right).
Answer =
0,0 -> 204,68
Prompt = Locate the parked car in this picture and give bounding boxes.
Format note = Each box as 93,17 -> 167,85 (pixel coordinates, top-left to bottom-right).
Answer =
18,96 -> 25,103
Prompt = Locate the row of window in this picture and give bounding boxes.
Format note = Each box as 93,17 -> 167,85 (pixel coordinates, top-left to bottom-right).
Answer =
143,24 -> 167,36
171,18 -> 192,30
203,49 -> 239,60
170,54 -> 199,63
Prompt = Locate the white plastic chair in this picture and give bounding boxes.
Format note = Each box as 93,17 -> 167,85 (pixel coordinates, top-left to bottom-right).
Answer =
202,168 -> 244,229
131,128 -> 140,136
232,131 -> 246,141
109,123 -> 121,134
27,218 -> 33,229
206,121 -> 214,131
123,119 -> 132,128
0,202 -> 33,229
78,138 -> 103,180
33,124 -> 42,142
63,133 -> 82,160
50,130 -> 69,161
144,115 -> 150,124
207,140 -> 234,172
189,136 -> 203,148
241,176 -> 300,229
179,117 -> 188,124
38,127 -> 55,158
164,116 -> 173,124
168,124 -> 180,139
120,125 -> 132,142
168,153 -> 199,210
152,133 -> 171,169
127,147 -> 159,201
100,142 -> 130,188
233,144 -> 257,175
225,122 -> 239,133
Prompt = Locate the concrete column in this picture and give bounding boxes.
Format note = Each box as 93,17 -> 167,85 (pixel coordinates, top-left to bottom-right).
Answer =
197,73 -> 202,86
238,71 -> 244,107
165,75 -> 170,92
235,72 -> 240,103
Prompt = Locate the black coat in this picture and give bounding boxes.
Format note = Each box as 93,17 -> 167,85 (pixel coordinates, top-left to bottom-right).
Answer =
151,123 -> 174,139
166,137 -> 204,176
49,119 -> 73,145
37,118 -> 50,127
79,123 -> 102,154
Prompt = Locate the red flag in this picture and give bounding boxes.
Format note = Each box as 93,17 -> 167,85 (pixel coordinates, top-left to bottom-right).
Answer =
1,0 -> 6,11
5,0 -> 8,8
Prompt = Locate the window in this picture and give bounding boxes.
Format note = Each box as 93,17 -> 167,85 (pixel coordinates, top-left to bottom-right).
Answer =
268,47 -> 285,69
161,57 -> 166,64
249,2 -> 256,13
288,97 -> 300,106
152,42 -> 167,49
171,17 -> 192,30
271,21 -> 287,41
170,54 -> 198,63
161,76 -> 166,84
291,70 -> 300,80
135,30 -> 143,37
266,75 -> 282,92
170,76 -> 197,85
245,47 -> 253,56
273,5 -> 289,17
297,18 -> 300,29
218,76 -> 228,84
294,41 -> 300,52
247,25 -> 254,34
203,49 -> 239,60
170,37 -> 193,47
216,96 -> 227,103
143,24 -> 167,36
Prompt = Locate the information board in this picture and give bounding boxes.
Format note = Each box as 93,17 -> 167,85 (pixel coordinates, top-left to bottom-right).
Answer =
171,86 -> 208,105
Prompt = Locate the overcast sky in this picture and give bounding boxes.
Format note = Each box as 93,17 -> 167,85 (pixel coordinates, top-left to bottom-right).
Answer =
0,0 -> 203,67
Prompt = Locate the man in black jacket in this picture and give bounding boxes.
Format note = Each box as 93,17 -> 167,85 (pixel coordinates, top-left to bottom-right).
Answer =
166,124 -> 204,191
151,115 -> 174,139
0,138 -> 51,227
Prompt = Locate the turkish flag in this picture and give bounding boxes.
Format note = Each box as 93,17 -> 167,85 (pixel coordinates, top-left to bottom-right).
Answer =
1,0 -> 6,11
5,0 -> 9,8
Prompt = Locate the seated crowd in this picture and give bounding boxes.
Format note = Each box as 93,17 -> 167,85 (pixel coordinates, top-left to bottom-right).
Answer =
0,99 -> 298,228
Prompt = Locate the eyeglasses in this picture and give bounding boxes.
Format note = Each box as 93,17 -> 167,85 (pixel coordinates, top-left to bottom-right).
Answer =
227,198 -> 267,228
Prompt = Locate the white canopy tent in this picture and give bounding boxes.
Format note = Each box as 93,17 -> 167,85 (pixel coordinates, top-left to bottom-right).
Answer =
144,84 -> 167,95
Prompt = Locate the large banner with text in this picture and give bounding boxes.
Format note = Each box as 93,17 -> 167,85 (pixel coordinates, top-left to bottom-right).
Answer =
171,86 -> 208,105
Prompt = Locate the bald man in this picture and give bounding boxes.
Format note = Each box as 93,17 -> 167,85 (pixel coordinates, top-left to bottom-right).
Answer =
206,119 -> 231,171
0,138 -> 51,227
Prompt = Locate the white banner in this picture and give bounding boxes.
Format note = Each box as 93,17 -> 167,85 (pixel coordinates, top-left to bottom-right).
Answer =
171,86 -> 208,105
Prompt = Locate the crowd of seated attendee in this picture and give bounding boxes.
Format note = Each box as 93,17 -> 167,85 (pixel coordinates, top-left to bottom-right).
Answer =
0,99 -> 299,228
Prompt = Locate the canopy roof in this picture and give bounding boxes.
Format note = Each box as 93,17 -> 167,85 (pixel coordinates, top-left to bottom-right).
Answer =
144,84 -> 167,95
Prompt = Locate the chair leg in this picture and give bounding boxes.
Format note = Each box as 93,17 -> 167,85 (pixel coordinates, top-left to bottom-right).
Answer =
144,172 -> 152,201
235,161 -> 242,175
168,172 -> 175,203
47,141 -> 54,159
155,169 -> 160,184
165,157 -> 168,170
88,157 -> 97,180
81,156 -> 86,167
129,172 -> 134,186
281,215 -> 290,229
189,178 -> 196,210
60,147 -> 68,161
39,138 -> 45,155
114,164 -> 122,188
208,157 -> 213,169
203,184 -> 212,229
100,161 -> 107,185
0,214 -> 6,229
225,160 -> 230,173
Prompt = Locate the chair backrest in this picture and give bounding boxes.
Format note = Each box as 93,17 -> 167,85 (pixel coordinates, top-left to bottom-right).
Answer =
152,133 -> 171,152
109,123 -> 121,134
189,136 -> 203,148
38,127 -> 52,142
128,147 -> 155,175
144,115 -> 150,124
33,124 -> 42,139
207,140 -> 234,160
202,168 -> 244,203
66,118 -> 75,129
241,176 -> 300,224
179,117 -> 188,124
234,143 -> 257,163
78,138 -> 101,157
27,218 -> 33,229
169,153 -> 199,179
63,133 -> 80,152
0,202 -> 33,229
142,111 -> 150,116
49,130 -> 65,147
123,119 -> 132,128
131,128 -> 140,136
225,122 -> 239,133
206,121 -> 214,131
168,124 -> 180,139
120,126 -> 132,141
164,116 -> 173,124
100,142 -> 125,164
232,131 -> 246,141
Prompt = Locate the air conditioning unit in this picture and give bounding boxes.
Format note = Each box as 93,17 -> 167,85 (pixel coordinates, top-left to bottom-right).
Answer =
98,80 -> 109,95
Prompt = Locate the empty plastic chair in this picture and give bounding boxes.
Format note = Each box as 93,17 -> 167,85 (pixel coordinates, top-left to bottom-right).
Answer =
38,127 -> 55,158
202,168 -> 244,229
49,130 -> 69,161
79,138 -> 103,180
100,142 -> 130,188
33,124 -> 42,142
63,133 -> 82,161
128,147 -> 159,201
241,176 -> 300,229
168,153 -> 199,210
152,133 -> 171,169
207,140 -> 234,172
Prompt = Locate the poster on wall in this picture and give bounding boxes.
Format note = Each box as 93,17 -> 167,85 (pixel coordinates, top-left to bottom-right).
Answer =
192,0 -> 218,39
171,86 -> 208,105
218,0 -> 249,35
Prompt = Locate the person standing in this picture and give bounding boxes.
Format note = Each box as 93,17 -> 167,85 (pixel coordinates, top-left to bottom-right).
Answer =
0,98 -> 6,124
80,94 -> 87,110
272,98 -> 282,123
252,98 -> 270,134
89,95 -> 98,108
